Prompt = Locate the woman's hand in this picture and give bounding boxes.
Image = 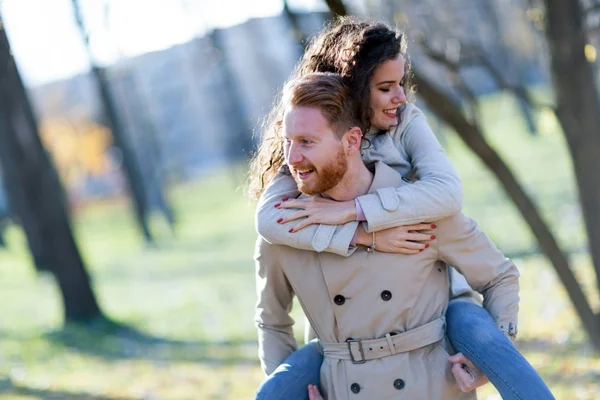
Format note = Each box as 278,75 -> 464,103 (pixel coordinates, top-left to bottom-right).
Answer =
275,197 -> 356,232
308,384 -> 324,400
356,223 -> 436,254
448,353 -> 490,392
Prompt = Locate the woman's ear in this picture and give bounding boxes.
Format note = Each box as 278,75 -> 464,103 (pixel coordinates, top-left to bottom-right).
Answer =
343,127 -> 363,156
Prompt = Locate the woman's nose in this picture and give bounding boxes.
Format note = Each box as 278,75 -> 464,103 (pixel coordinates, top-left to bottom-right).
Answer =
393,87 -> 407,104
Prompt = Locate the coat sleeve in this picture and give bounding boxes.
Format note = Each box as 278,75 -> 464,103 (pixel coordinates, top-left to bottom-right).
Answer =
436,213 -> 520,339
357,110 -> 463,232
254,236 -> 298,375
256,172 -> 359,257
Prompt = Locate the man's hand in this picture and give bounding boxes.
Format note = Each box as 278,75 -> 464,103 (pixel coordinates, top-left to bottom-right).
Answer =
308,384 -> 324,400
448,353 -> 490,392
356,223 -> 436,254
275,197 -> 356,232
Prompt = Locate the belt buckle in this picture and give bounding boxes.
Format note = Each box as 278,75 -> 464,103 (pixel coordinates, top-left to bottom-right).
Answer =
347,339 -> 366,364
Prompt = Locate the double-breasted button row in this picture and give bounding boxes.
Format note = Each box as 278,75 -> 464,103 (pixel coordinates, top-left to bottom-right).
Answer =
349,379 -> 404,394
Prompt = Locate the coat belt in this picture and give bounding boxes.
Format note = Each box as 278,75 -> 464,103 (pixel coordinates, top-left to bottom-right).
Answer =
320,317 -> 446,364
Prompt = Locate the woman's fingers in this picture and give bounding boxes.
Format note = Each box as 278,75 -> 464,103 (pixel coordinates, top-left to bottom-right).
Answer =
291,218 -> 315,233
276,198 -> 307,209
404,223 -> 436,231
395,240 -> 427,250
278,210 -> 309,224
406,232 -> 436,242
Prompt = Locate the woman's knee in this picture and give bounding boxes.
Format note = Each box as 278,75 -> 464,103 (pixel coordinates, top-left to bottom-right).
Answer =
255,342 -> 323,400
446,300 -> 498,349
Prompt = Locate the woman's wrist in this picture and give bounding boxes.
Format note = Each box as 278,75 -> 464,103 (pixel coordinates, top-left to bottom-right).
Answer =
355,224 -> 371,246
354,198 -> 366,221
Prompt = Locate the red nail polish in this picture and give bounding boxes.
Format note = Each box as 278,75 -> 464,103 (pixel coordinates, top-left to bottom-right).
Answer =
431,224 -> 437,229
282,197 -> 289,201
274,203 -> 281,208
289,228 -> 294,233
277,218 -> 283,223
419,249 -> 423,252
425,244 -> 429,248
431,235 -> 436,240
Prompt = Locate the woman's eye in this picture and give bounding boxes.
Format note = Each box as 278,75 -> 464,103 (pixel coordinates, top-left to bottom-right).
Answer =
400,79 -> 406,87
380,88 -> 390,93
301,139 -> 313,145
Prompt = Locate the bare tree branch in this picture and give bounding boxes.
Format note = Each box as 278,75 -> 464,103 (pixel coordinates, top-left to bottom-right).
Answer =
416,38 -> 481,122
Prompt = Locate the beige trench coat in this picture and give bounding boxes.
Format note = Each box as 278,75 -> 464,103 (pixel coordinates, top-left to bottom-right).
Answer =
255,162 -> 520,399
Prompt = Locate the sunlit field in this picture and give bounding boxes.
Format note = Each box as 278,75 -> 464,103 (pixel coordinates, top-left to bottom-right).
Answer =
0,94 -> 598,399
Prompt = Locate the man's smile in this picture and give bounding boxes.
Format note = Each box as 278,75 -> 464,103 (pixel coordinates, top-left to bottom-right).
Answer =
294,168 -> 315,180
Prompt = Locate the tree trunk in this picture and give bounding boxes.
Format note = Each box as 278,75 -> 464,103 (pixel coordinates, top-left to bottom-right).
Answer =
209,30 -> 254,162
283,0 -> 308,52
542,0 -> 600,308
0,21 -> 102,322
92,66 -> 153,242
72,0 -> 153,243
116,70 -> 175,229
323,0 -> 348,17
413,69 -> 600,351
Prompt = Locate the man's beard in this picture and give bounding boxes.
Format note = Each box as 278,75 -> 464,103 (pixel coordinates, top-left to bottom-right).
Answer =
291,145 -> 347,195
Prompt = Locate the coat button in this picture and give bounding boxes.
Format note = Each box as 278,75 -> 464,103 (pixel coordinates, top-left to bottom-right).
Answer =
381,290 -> 392,301
334,295 -> 346,305
350,383 -> 361,394
393,378 -> 405,390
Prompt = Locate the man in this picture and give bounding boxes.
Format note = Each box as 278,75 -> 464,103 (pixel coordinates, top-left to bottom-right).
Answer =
254,72 -> 519,399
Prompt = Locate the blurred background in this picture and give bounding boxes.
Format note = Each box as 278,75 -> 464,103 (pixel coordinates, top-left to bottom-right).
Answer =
0,0 -> 598,399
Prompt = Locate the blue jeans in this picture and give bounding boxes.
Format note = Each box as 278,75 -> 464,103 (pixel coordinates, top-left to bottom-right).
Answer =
256,301 -> 554,399
446,300 -> 555,399
255,339 -> 323,400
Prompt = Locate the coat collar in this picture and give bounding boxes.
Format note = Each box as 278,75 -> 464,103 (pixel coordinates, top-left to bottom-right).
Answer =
313,161 -> 403,200
366,161 -> 404,194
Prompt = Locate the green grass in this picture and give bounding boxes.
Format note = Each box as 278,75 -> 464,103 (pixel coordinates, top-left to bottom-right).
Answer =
0,92 -> 598,399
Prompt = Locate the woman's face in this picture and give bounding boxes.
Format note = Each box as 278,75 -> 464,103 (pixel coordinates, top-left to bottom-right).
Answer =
369,54 -> 407,131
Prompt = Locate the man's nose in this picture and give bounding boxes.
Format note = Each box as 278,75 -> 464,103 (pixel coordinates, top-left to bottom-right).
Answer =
392,87 -> 407,104
286,143 -> 304,165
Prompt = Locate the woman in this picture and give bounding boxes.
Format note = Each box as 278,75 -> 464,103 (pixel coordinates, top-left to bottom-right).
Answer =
249,16 -> 554,400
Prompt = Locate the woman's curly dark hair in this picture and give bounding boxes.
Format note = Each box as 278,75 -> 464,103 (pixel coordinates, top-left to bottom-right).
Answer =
248,16 -> 411,200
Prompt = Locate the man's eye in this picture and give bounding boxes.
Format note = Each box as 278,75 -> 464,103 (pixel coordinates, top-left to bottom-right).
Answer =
301,139 -> 313,145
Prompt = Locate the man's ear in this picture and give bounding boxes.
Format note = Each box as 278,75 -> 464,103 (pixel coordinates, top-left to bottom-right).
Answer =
343,127 -> 363,155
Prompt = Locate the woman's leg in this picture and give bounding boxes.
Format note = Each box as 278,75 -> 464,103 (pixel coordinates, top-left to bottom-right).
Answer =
446,300 -> 555,400
255,340 -> 323,400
